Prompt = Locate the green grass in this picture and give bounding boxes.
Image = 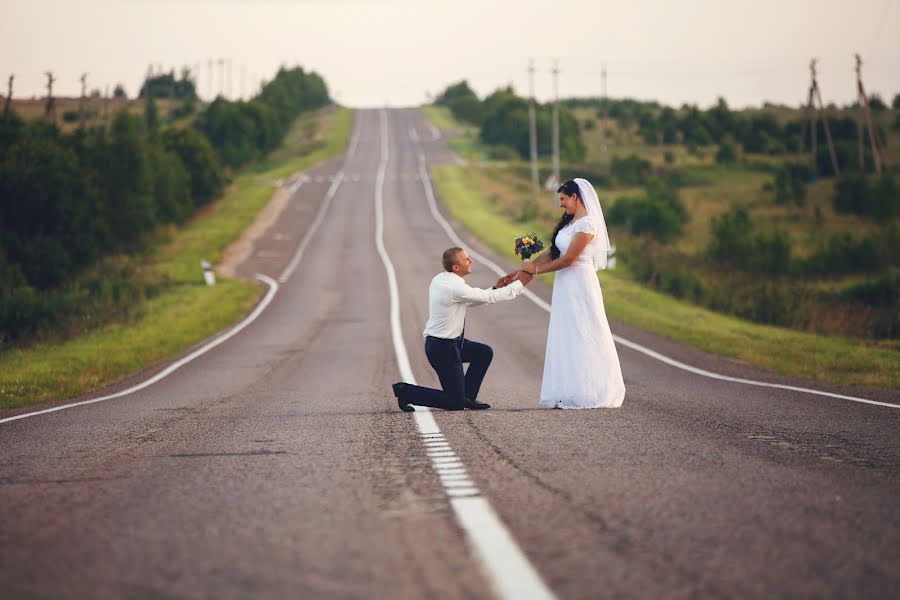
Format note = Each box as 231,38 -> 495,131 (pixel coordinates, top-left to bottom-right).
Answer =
0,106 -> 355,410
430,163 -> 900,390
0,281 -> 259,410
420,105 -> 484,161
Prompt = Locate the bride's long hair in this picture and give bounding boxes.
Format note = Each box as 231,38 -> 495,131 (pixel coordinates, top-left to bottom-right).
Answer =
550,180 -> 580,259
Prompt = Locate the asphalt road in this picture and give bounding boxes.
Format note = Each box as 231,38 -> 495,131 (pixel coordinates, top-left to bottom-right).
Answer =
1,108 -> 898,599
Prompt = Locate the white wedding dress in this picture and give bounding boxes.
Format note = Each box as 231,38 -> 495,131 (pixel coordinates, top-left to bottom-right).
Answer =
539,216 -> 626,409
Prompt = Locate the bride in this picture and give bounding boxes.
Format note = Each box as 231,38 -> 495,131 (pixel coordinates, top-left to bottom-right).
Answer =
521,178 -> 626,409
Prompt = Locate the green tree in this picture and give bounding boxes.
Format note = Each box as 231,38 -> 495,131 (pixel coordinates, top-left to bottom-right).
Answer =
715,138 -> 738,164
145,97 -> 160,134
161,127 -> 224,204
103,110 -> 156,247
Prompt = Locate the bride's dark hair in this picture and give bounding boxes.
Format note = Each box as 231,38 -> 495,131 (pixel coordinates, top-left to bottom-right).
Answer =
550,180 -> 580,259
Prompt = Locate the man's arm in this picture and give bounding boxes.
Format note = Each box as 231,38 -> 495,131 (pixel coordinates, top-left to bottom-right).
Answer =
450,277 -> 525,306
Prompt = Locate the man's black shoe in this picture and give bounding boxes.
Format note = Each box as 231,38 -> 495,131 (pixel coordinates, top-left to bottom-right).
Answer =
465,397 -> 491,410
393,382 -> 415,412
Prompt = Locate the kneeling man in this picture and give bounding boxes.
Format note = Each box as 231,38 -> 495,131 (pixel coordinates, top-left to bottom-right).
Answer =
392,247 -> 531,411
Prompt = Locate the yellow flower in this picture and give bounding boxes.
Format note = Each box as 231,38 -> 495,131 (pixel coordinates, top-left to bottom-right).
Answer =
522,237 -> 532,244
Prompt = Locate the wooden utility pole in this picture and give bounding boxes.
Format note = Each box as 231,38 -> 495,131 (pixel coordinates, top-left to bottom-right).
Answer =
855,53 -> 885,175
207,59 -> 214,100
528,59 -> 539,200
798,59 -> 840,178
218,58 -> 225,98
44,71 -> 56,123
79,73 -> 88,128
4,75 -> 12,117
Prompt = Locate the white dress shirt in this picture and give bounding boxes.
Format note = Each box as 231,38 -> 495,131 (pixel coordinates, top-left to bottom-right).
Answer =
422,271 -> 525,339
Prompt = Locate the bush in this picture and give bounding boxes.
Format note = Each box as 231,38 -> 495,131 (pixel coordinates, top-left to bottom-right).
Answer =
773,164 -> 807,206
606,178 -> 686,244
708,207 -> 753,267
609,154 -> 650,185
801,228 -> 896,275
486,144 -> 519,161
833,173 -> 899,219
715,139 -> 738,164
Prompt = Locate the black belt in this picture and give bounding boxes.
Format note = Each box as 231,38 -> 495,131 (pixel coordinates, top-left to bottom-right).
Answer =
426,334 -> 464,345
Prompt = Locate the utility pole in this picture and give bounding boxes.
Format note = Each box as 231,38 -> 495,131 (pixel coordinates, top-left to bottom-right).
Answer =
798,59 -> 840,178
207,59 -> 213,100
528,59 -> 539,200
44,71 -> 56,124
227,58 -> 232,99
4,75 -> 12,117
218,59 -> 225,98
855,53 -> 885,175
551,59 -> 560,185
79,73 -> 88,129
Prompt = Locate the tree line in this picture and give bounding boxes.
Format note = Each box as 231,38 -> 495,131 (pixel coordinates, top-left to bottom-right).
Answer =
436,80 -> 586,162
0,66 -> 330,343
569,95 -> 900,178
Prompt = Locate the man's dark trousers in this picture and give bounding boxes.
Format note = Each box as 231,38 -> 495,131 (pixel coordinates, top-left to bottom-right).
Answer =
399,336 -> 493,410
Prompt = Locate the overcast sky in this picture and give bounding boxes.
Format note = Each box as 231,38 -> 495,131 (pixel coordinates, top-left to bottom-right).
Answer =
3,0 -> 899,109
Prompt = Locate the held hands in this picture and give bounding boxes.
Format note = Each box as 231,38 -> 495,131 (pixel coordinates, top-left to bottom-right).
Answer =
521,261 -> 538,275
495,272 -> 517,289
495,270 -> 533,288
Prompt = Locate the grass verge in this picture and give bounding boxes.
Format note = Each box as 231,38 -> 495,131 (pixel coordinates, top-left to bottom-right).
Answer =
0,106 -> 354,410
429,163 -> 899,390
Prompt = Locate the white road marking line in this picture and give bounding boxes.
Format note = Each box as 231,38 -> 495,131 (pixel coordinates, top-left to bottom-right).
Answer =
429,123 -> 441,141
409,127 -> 419,142
0,275 -> 280,425
347,125 -> 360,158
1,114 -> 368,425
278,171 -> 344,283
287,173 -> 310,195
374,109 -> 556,600
412,148 -> 899,410
279,113 -> 366,284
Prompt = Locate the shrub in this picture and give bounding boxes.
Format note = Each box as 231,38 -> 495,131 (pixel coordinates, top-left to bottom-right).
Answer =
610,154 -> 650,185
715,139 -> 738,164
773,164 -> 807,206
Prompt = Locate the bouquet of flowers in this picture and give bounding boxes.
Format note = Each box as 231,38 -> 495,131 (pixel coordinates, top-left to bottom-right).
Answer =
514,233 -> 544,261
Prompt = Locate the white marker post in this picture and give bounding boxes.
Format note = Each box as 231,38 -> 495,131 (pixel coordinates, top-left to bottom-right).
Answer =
201,260 -> 216,286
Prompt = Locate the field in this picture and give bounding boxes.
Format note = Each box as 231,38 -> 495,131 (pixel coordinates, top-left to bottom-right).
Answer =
421,104 -> 899,389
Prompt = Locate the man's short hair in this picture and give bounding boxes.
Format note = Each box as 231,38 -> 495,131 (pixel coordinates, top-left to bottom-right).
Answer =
442,247 -> 463,272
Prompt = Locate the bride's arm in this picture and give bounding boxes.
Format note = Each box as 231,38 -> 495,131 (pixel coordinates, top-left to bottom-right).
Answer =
522,233 -> 593,275
531,251 -> 552,267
